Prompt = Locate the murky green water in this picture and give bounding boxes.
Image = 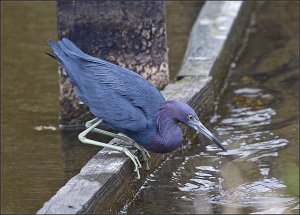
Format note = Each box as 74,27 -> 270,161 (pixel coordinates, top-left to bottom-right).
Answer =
124,2 -> 299,214
1,1 -> 202,214
1,2 -> 101,213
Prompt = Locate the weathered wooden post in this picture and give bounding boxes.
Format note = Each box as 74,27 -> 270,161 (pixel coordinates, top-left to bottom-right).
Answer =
56,1 -> 169,127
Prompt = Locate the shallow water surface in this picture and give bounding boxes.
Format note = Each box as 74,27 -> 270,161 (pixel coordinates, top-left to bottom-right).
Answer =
124,2 -> 299,214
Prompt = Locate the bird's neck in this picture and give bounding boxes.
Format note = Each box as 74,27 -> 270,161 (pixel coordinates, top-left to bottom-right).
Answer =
154,102 -> 183,152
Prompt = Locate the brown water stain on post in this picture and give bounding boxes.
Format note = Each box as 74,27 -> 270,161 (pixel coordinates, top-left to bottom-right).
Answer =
37,1 -> 257,214
56,1 -> 169,126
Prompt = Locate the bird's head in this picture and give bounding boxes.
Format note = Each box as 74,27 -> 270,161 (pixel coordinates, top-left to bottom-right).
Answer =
166,101 -> 226,152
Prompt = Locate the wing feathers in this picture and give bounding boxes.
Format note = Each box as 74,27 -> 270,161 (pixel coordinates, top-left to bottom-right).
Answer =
48,38 -> 165,132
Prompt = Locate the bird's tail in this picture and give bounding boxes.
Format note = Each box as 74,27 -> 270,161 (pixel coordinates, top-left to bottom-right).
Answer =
47,39 -> 81,88
58,38 -> 90,58
47,39 -> 70,69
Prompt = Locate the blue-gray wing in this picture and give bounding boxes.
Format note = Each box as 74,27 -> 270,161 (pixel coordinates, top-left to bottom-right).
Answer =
48,38 -> 165,132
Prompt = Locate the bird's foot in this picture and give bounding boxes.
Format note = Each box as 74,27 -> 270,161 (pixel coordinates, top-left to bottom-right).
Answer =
132,143 -> 150,170
116,137 -> 150,169
144,159 -> 150,171
79,119 -> 142,179
136,145 -> 150,170
143,148 -> 151,159
134,155 -> 142,168
122,148 -> 141,179
82,118 -> 145,178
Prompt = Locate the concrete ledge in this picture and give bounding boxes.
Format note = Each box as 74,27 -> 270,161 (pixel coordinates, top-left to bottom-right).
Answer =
37,1 -> 256,214
178,1 -> 251,78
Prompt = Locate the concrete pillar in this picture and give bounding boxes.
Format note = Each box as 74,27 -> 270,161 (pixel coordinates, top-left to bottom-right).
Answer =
56,1 -> 169,127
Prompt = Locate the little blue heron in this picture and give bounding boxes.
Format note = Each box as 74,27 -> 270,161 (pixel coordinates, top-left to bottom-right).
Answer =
48,38 -> 226,179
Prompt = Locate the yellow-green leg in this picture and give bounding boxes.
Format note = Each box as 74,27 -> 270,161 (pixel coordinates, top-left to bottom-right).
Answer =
85,118 -> 150,170
78,119 -> 142,179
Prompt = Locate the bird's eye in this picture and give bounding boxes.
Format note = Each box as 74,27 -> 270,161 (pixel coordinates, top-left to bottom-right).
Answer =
188,115 -> 193,120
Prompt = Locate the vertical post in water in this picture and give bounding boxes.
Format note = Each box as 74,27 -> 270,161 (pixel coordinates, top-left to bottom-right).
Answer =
56,1 -> 169,127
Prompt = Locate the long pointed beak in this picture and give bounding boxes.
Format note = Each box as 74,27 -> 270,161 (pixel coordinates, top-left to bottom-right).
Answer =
189,119 -> 226,152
